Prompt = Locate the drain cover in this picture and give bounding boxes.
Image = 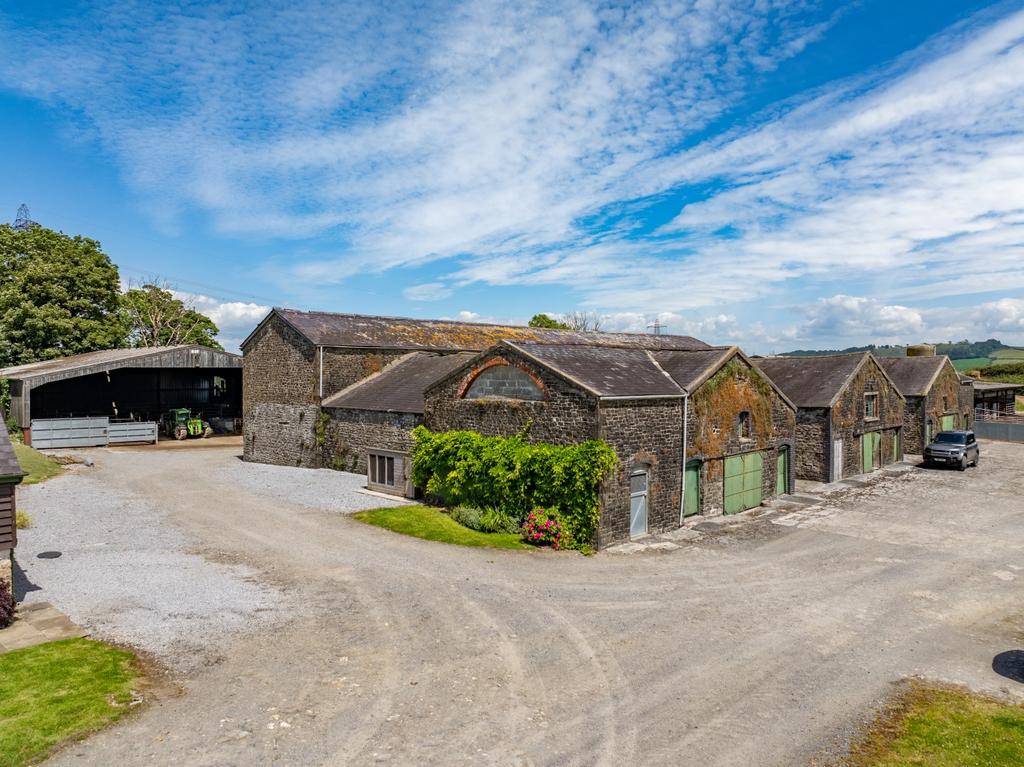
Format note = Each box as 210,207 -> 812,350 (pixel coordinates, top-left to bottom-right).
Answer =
37,551 -> 62,559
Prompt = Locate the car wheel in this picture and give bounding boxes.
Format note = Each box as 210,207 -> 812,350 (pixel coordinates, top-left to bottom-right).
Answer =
958,456 -> 967,471
973,452 -> 980,467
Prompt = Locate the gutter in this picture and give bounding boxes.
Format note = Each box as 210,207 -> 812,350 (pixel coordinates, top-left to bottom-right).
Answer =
599,394 -> 686,401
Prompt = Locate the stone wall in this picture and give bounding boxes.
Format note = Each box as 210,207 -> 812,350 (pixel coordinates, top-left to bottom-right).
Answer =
896,361 -> 971,455
831,357 -> 904,480
686,360 -> 796,516
0,549 -> 10,596
242,314 -> 411,468
321,408 -> 421,473
424,346 -> 599,445
597,399 -> 683,547
794,408 -> 828,481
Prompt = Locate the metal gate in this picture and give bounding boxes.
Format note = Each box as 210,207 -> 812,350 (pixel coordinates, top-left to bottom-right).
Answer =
724,452 -> 762,514
629,470 -> 648,538
31,417 -> 157,449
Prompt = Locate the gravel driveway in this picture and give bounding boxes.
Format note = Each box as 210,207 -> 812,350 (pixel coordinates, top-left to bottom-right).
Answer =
19,441 -> 1024,767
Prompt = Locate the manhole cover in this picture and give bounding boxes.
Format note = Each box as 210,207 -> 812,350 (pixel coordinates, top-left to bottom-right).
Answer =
37,551 -> 62,559
993,650 -> 1024,683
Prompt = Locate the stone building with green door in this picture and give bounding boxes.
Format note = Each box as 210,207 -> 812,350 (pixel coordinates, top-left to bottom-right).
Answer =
879,353 -> 974,455
754,352 -> 905,483
423,341 -> 796,548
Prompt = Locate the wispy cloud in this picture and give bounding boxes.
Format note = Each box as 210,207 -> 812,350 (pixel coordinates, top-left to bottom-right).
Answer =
2,2 -> 1024,348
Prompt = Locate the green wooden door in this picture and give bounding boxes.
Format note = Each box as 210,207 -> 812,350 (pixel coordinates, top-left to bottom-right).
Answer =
776,448 -> 789,496
724,452 -> 763,514
862,432 -> 880,473
941,414 -> 956,431
683,461 -> 700,517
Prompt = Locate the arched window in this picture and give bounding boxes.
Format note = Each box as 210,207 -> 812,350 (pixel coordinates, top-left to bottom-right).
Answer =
464,364 -> 545,401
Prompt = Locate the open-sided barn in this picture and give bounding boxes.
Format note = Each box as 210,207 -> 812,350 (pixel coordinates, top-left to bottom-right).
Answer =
879,354 -> 974,454
754,353 -> 905,483
0,346 -> 242,445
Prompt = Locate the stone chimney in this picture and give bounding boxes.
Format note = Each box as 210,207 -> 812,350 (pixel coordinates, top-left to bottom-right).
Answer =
907,343 -> 936,357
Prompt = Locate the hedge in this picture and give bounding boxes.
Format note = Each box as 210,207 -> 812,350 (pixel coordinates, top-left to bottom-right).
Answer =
410,425 -> 618,550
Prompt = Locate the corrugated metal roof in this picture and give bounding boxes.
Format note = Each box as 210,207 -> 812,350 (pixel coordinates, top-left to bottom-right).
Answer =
878,356 -> 949,397
258,308 -> 710,352
323,352 -> 476,413
0,345 -> 241,383
754,353 -> 870,408
0,430 -> 24,481
508,343 -> 685,397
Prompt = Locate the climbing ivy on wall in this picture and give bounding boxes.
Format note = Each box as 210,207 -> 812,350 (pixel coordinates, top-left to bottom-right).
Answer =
691,361 -> 776,475
410,425 -> 618,550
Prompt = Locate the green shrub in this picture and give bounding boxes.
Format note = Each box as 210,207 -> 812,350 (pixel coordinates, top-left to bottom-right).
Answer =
523,508 -> 565,549
411,426 -> 618,550
479,507 -> 522,534
15,511 -> 30,529
450,505 -> 483,531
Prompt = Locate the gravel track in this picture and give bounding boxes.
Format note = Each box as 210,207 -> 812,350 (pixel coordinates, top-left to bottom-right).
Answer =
17,441 -> 1024,767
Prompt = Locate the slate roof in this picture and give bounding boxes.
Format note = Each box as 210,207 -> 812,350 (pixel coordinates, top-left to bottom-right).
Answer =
754,352 -> 876,408
508,343 -> 685,397
0,345 -> 242,383
878,356 -> 950,397
248,308 -> 710,353
651,348 -> 737,392
0,430 -> 25,482
322,352 -> 476,413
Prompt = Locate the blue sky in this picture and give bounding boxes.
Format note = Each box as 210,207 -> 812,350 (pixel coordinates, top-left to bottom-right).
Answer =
2,0 -> 1024,352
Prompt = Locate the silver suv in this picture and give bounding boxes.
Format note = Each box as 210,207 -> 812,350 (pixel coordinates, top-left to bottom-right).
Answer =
924,431 -> 980,471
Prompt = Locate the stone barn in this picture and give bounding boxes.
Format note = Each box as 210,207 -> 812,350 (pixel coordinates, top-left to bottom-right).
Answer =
0,429 -> 24,596
423,341 -> 796,548
320,351 -> 475,496
240,308 -> 710,468
755,353 -> 905,483
879,354 -> 974,455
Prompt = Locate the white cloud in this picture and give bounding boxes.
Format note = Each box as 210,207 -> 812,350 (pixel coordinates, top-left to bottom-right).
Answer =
403,282 -> 453,302
797,295 -> 925,345
183,293 -> 271,352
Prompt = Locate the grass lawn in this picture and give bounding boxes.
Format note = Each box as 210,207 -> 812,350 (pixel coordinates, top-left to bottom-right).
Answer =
0,638 -> 143,767
354,505 -> 531,550
992,348 -> 1024,360
847,682 -> 1024,767
12,441 -> 62,485
952,356 -> 993,371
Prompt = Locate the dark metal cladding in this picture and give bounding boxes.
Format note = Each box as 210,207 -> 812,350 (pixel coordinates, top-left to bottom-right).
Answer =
322,352 -> 476,413
753,352 -> 871,408
878,356 -> 951,397
256,308 -> 711,352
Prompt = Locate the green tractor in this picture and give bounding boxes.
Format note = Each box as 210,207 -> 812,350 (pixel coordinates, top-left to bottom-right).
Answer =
161,408 -> 214,440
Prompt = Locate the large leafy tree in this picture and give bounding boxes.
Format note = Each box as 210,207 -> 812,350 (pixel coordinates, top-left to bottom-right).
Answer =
528,313 -> 570,329
0,223 -> 125,367
120,283 -> 222,350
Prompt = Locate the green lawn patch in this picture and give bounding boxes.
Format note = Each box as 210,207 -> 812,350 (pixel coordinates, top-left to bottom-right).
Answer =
0,638 -> 143,767
353,505 -> 531,550
952,357 -> 992,371
847,681 -> 1024,767
12,442 -> 62,485
992,348 -> 1024,360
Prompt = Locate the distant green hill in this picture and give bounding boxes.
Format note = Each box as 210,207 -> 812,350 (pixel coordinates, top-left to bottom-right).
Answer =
781,339 -> 1024,370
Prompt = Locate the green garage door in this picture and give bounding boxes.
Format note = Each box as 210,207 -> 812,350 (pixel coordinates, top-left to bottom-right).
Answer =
683,461 -> 700,517
862,431 -> 881,473
941,414 -> 956,431
724,452 -> 763,514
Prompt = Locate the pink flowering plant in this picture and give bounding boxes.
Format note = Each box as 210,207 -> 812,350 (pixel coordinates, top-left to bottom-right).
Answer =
522,508 -> 567,550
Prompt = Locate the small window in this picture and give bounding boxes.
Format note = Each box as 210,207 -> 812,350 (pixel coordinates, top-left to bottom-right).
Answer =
942,396 -> 949,411
368,453 -> 396,487
738,411 -> 752,440
864,393 -> 878,419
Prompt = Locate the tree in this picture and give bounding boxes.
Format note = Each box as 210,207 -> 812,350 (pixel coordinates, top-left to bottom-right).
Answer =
0,223 -> 125,367
528,313 -> 570,329
120,282 -> 222,349
564,311 -> 604,332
